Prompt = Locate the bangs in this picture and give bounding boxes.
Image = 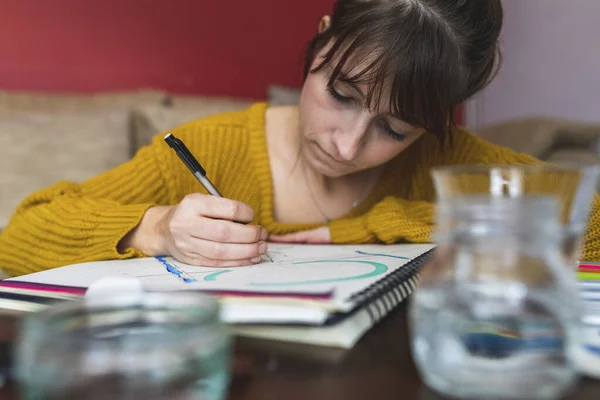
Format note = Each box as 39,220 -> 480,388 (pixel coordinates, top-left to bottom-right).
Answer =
310,4 -> 468,144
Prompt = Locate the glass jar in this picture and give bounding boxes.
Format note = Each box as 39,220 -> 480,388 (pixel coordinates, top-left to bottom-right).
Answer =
409,196 -> 581,399
15,292 -> 231,400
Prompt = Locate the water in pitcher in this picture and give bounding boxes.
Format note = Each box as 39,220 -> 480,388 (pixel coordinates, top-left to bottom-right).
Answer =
409,196 -> 581,399
411,280 -> 578,399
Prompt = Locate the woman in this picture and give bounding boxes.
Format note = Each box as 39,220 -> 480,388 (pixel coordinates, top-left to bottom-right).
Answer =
1,0 -> 598,276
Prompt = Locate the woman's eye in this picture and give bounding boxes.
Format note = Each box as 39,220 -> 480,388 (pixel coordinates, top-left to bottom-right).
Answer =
379,119 -> 406,142
327,84 -> 353,103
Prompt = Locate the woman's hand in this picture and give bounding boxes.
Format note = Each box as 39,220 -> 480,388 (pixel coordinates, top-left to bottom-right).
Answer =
120,193 -> 268,267
269,227 -> 332,244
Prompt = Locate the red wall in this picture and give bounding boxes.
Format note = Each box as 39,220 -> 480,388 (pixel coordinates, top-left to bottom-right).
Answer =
0,0 -> 334,99
0,0 -> 463,123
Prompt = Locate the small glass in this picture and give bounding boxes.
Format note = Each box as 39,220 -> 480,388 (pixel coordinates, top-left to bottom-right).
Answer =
431,162 -> 600,269
15,292 -> 231,400
409,196 -> 581,399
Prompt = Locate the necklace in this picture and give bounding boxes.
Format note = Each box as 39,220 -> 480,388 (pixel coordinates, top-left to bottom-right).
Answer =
301,161 -> 370,223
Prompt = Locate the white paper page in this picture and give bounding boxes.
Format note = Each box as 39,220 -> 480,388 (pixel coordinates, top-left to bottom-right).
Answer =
220,303 -> 330,324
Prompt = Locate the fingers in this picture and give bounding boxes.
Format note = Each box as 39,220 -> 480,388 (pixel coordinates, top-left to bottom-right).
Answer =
182,193 -> 254,223
170,235 -> 268,264
166,194 -> 272,265
193,237 -> 268,261
176,254 -> 263,268
268,232 -> 306,243
171,248 -> 267,267
191,218 -> 268,244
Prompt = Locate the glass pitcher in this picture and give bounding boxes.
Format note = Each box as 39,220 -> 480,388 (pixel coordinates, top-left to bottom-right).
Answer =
409,196 -> 581,399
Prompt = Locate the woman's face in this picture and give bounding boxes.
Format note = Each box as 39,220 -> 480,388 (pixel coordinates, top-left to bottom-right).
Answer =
298,46 -> 424,178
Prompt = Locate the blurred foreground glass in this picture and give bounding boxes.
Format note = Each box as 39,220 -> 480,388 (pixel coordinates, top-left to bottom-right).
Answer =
15,292 -> 231,400
432,163 -> 600,268
409,196 -> 581,399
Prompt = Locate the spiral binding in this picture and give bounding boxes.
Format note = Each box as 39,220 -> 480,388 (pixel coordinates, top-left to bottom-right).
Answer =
324,248 -> 435,326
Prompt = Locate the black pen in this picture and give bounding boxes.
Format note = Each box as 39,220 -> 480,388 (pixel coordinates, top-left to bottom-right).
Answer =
164,133 -> 273,262
164,133 -> 222,196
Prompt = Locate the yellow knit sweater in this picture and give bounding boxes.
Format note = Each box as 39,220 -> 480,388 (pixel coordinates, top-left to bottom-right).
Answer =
1,103 -> 599,276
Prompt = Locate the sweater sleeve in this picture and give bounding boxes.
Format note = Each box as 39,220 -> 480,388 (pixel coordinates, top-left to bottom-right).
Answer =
0,136 -> 174,277
329,129 -> 600,262
329,196 -> 434,244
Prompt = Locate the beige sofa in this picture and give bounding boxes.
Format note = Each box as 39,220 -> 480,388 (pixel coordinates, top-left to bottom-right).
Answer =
475,116 -> 600,166
0,89 -> 258,230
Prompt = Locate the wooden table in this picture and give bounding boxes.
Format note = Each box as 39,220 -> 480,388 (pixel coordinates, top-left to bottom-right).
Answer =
2,303 -> 600,399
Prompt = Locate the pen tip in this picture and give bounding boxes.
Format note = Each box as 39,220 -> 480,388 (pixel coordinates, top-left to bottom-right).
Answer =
164,133 -> 172,139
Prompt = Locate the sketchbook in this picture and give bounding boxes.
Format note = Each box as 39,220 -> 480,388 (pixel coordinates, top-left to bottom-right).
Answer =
0,243 -> 436,348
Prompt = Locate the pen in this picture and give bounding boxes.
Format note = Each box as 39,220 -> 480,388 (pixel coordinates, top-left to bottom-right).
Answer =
164,133 -> 273,263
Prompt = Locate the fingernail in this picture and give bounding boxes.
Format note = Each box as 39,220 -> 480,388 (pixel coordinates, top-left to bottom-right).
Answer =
251,256 -> 261,263
258,241 -> 267,254
260,228 -> 268,240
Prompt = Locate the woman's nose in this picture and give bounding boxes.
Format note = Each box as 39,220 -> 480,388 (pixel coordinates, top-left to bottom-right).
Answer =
335,134 -> 361,162
333,114 -> 370,162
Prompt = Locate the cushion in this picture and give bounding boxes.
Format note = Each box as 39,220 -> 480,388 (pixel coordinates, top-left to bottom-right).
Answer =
0,108 -> 132,228
475,117 -> 559,159
169,94 -> 253,109
545,149 -> 600,164
476,116 -> 600,160
0,89 -> 169,116
132,97 -> 253,150
267,84 -> 301,106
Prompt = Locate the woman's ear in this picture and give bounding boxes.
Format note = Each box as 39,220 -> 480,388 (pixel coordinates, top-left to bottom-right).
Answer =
318,15 -> 331,33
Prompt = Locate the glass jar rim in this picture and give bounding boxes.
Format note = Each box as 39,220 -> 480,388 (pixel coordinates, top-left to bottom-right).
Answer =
21,291 -> 221,328
435,194 -> 559,213
434,195 -> 562,231
431,162 -> 600,176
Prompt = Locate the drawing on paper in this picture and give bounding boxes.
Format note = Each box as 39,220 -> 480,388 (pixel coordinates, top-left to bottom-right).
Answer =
9,243 -> 435,297
155,243 -> 419,288
193,259 -> 388,286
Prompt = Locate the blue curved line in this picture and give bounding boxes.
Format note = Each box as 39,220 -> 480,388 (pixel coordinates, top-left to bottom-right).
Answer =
355,250 -> 410,260
156,256 -> 197,283
204,270 -> 233,281
249,259 -> 388,287
584,344 -> 600,356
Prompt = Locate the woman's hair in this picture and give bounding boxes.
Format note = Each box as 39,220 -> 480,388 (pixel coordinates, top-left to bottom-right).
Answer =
303,0 -> 503,144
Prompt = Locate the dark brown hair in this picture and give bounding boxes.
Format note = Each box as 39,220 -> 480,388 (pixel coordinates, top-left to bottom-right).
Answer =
303,0 -> 503,144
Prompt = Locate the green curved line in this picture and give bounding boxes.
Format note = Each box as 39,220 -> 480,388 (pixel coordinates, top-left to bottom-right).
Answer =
249,259 -> 388,287
204,270 -> 233,281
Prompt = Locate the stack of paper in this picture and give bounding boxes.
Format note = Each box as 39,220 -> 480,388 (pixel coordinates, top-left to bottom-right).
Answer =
0,243 -> 435,348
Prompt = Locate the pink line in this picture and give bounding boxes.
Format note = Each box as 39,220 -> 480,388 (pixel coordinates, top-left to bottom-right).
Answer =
197,289 -> 333,300
0,281 -> 333,300
0,281 -> 86,295
579,264 -> 600,271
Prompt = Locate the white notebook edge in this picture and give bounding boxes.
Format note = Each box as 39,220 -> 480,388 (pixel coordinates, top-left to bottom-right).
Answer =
231,274 -> 420,349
